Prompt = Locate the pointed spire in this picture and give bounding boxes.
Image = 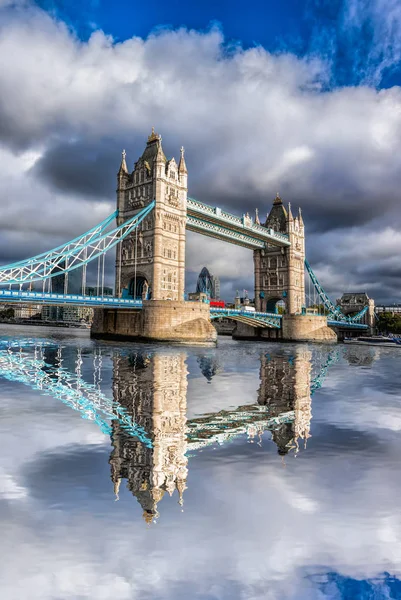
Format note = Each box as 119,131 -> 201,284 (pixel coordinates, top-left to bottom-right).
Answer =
119,149 -> 128,174
177,479 -> 186,509
178,146 -> 187,174
148,126 -> 159,143
274,192 -> 282,205
287,202 -> 294,221
114,477 -> 121,501
298,206 -> 304,226
255,208 -> 260,225
155,138 -> 166,164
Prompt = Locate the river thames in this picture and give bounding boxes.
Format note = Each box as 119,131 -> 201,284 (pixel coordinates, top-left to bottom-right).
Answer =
1,326 -> 401,599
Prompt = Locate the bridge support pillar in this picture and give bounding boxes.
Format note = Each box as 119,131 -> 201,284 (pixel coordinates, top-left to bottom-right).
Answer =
281,315 -> 337,343
91,300 -> 217,346
232,322 -> 282,341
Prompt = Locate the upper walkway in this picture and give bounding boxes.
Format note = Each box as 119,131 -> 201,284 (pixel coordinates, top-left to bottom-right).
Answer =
186,197 -> 290,249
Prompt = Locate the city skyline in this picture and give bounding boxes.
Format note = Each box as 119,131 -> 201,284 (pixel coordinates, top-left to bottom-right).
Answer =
1,1 -> 401,303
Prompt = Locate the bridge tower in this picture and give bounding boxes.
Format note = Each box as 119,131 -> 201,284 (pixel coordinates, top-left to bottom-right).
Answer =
258,349 -> 312,455
116,128 -> 187,301
110,351 -> 188,522
93,129 -> 216,344
254,194 -> 305,315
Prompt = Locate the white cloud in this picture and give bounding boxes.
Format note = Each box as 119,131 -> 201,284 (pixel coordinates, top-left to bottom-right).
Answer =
0,3 -> 401,299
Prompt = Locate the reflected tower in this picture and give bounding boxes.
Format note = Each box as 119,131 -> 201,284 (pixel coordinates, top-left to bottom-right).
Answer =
258,348 -> 312,455
110,352 -> 188,522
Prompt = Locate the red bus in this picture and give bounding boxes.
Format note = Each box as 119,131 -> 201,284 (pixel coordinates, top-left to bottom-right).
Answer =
210,300 -> 225,308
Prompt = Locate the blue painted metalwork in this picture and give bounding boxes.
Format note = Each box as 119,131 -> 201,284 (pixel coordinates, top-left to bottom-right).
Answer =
187,197 -> 290,248
1,211 -> 117,270
210,307 -> 282,328
0,289 -> 143,308
304,259 -> 340,316
186,409 -> 295,452
305,259 -> 369,328
0,202 -> 155,286
310,351 -> 339,394
0,339 -> 152,446
327,319 -> 368,329
186,214 -> 267,249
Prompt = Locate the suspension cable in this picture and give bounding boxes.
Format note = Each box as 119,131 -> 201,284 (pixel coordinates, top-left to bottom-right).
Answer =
97,254 -> 100,296
101,242 -> 105,298
82,247 -> 87,295
64,257 -> 69,295
118,240 -> 122,298
134,226 -> 138,300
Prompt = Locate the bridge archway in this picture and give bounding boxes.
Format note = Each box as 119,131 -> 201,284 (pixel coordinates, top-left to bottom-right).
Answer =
264,297 -> 286,314
128,275 -> 150,300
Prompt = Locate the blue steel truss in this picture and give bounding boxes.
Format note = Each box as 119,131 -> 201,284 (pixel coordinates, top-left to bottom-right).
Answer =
305,259 -> 369,326
210,307 -> 282,328
0,202 -> 155,286
186,197 -> 290,249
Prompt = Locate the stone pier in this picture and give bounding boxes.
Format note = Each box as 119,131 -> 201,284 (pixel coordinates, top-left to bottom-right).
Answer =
91,300 -> 217,346
233,315 -> 337,343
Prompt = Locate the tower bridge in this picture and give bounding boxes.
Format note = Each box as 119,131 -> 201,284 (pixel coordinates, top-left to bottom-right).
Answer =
0,129 -> 371,343
0,338 -> 350,521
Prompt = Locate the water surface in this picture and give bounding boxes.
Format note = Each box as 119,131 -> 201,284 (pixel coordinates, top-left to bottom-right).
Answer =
1,326 -> 401,599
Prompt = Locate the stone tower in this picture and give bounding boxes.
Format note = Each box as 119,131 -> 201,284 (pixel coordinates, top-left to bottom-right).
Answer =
257,349 -> 312,455
116,129 -> 188,301
254,194 -> 305,315
110,351 -> 188,522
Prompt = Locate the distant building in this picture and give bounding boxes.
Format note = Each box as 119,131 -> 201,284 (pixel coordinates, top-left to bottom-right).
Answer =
13,304 -> 42,319
195,267 -> 220,299
51,261 -> 81,294
376,305 -> 401,315
211,275 -> 220,300
336,292 -> 375,329
42,305 -> 93,323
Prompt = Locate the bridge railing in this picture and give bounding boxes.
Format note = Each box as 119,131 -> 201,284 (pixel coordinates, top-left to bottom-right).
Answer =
210,307 -> 282,319
187,197 -> 289,243
0,289 -> 143,307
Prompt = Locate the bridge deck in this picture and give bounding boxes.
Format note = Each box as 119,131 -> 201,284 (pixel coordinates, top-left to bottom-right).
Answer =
0,290 -> 368,329
0,289 -> 143,308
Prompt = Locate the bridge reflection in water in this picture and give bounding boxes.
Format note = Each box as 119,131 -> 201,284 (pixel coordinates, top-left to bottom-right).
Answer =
109,347 -> 322,522
0,337 -> 343,523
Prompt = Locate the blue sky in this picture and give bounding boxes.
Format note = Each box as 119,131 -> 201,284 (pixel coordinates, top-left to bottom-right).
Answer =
35,0 -> 401,89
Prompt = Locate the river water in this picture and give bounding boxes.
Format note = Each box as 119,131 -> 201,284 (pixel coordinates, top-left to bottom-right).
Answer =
1,325 -> 401,599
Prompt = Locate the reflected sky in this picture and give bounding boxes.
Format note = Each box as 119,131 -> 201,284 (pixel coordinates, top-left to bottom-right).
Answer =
1,327 -> 401,599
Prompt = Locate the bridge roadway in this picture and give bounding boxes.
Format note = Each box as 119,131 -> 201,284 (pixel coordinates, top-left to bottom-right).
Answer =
0,289 -> 368,329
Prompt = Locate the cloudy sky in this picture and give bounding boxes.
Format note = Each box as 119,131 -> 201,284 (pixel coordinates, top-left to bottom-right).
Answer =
1,0 -> 401,302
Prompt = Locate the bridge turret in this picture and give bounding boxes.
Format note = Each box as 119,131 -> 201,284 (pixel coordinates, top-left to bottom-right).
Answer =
298,206 -> 304,227
117,149 -> 130,223
178,146 -> 188,188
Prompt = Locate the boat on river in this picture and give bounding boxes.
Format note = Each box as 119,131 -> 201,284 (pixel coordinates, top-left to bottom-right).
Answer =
344,336 -> 401,347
